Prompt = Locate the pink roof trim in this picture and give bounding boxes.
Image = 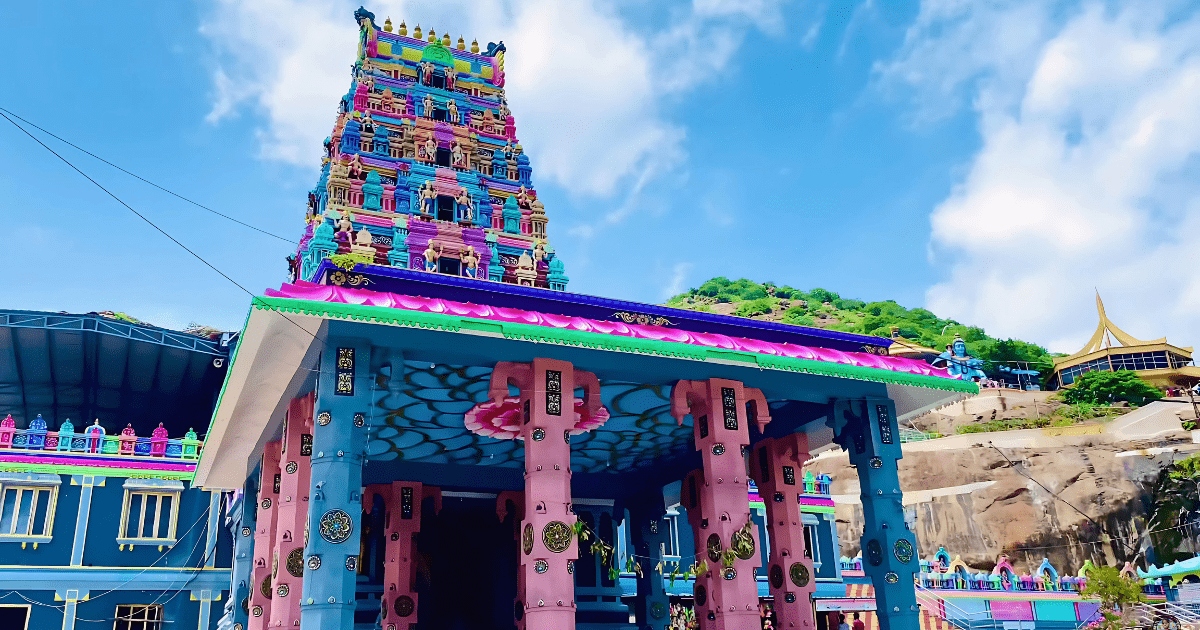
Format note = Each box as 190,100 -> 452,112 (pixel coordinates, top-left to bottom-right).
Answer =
265,282 -> 957,380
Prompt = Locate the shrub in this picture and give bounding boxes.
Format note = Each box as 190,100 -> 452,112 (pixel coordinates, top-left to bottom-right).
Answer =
734,298 -> 775,317
1061,370 -> 1163,406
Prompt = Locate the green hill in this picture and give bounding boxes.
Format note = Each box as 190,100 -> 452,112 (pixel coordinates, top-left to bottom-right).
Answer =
665,277 -> 1055,380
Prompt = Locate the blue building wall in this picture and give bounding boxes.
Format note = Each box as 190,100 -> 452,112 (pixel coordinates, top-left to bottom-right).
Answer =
0,473 -> 232,629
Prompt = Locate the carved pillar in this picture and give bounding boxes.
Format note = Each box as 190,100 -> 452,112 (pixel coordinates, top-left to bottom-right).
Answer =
627,492 -> 671,630
367,481 -> 441,630
249,442 -> 281,630
300,341 -> 370,630
270,394 -> 315,628
750,433 -> 816,629
487,358 -> 604,630
672,378 -> 771,630
830,398 -> 918,630
230,474 -> 258,630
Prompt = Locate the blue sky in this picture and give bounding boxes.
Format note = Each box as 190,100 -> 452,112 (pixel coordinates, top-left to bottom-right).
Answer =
2,0 -> 1199,353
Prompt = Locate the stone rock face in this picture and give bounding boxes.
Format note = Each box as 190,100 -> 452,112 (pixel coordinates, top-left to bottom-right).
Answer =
810,429 -> 1194,575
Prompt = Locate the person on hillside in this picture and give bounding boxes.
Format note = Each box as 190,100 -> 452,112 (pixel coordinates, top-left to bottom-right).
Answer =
838,614 -> 850,630
852,612 -> 865,630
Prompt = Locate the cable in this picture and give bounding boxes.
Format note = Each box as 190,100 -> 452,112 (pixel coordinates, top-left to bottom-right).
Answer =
0,106 -> 297,245
0,111 -> 325,348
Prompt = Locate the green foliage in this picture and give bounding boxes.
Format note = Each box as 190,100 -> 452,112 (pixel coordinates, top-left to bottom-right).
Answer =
734,298 -> 775,318
783,308 -> 815,327
1060,370 -> 1163,406
1078,566 -> 1146,630
955,403 -> 1117,434
329,253 -> 373,270
1148,454 -> 1200,566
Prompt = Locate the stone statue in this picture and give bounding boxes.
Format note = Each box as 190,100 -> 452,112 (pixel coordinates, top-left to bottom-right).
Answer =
533,241 -> 546,264
455,185 -> 473,220
419,181 -> 437,216
423,241 -> 441,272
423,94 -> 435,118
515,249 -> 537,286
451,141 -> 465,168
446,99 -> 459,123
933,334 -> 987,381
423,134 -> 436,162
336,212 -> 354,242
420,61 -> 433,85
445,66 -> 456,91
461,245 -> 479,278
516,185 -> 529,207
348,153 -> 364,179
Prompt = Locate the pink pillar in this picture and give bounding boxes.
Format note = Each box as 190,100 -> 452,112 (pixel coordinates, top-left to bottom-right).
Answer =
672,378 -> 771,630
750,433 -> 816,629
270,395 -> 314,628
368,481 -> 441,630
488,359 -> 604,630
249,441 -> 282,630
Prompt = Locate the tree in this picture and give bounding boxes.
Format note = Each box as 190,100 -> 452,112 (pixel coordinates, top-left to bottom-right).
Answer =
1079,566 -> 1146,629
1061,370 -> 1163,406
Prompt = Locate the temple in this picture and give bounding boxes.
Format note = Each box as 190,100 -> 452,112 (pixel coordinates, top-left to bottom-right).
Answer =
0,310 -> 234,629
291,8 -> 566,290
193,8 -> 977,630
1050,294 -> 1196,390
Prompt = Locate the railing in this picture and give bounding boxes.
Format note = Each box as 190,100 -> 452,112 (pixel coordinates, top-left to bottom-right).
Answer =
1128,601 -> 1200,629
0,425 -> 201,460
900,426 -> 942,443
916,571 -> 1090,593
916,585 -> 1002,630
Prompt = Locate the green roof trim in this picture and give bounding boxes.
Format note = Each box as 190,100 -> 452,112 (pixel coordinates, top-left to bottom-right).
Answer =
0,462 -> 195,481
250,296 -> 979,395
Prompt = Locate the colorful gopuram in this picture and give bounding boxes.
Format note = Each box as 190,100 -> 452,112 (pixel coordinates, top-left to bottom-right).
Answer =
291,8 -> 565,291
0,310 -> 234,630
196,8 -> 977,630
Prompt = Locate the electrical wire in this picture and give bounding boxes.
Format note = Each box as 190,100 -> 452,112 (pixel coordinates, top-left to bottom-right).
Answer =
0,106 -> 297,245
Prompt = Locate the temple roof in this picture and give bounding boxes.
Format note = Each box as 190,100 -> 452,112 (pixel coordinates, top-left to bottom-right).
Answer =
1055,293 -> 1192,366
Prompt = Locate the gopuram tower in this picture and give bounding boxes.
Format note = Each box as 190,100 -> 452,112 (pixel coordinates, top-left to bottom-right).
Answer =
293,7 -> 566,290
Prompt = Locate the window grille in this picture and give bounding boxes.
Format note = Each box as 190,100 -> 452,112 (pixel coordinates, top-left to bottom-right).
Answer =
0,480 -> 58,541
113,604 -> 163,630
117,479 -> 183,549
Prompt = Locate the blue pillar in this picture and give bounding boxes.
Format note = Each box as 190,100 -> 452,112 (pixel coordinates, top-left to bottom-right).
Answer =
229,474 -> 258,630
627,492 -> 671,630
830,398 -> 918,630
69,475 -> 101,566
300,339 -> 370,630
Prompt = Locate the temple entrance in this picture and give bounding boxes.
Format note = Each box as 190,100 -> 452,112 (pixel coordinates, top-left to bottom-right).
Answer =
417,495 -> 519,630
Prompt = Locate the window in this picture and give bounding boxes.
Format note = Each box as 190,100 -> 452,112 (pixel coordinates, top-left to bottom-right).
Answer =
0,473 -> 60,543
114,604 -> 162,630
435,147 -> 451,168
437,195 -> 455,222
118,479 -> 183,549
0,604 -> 30,630
437,257 -> 461,276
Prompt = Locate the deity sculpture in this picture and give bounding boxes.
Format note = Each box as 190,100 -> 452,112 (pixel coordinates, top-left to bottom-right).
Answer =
451,141 -> 465,168
420,61 -> 433,85
516,185 -> 529,207
419,181 -> 437,217
336,212 -> 354,243
423,241 -> 442,272
532,241 -> 546,264
423,134 -> 436,162
933,335 -> 987,381
461,245 -> 479,278
446,99 -> 459,123
454,185 -> 473,220
445,66 -> 457,91
348,153 -> 365,179
423,94 -> 435,118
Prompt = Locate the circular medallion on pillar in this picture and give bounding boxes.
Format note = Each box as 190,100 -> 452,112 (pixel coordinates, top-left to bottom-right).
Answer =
706,533 -> 723,563
885,572 -> 899,584
234,624 -> 243,630
285,461 -> 298,474
251,605 -> 263,617
785,593 -> 796,603
260,575 -> 272,599
789,562 -> 810,588
532,428 -> 545,441
346,556 -> 358,572
695,585 -> 707,607
567,560 -> 574,574
241,527 -> 251,537
894,539 -> 914,564
241,598 -> 249,614
869,457 -> 883,469
353,413 -> 365,427
317,411 -> 331,426
651,602 -> 667,619
542,521 -> 572,553
261,498 -> 272,510
318,508 -> 354,544
722,567 -> 737,580
770,564 -> 784,589
394,595 -> 415,617
307,555 -> 321,570
534,559 -> 549,574
731,528 -> 755,560
522,524 -> 534,555
711,443 -> 725,455
277,584 -> 289,597
287,548 -> 304,577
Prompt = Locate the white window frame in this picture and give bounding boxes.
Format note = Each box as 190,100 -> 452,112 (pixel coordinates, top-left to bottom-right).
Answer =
117,479 -> 184,550
113,603 -> 163,630
0,473 -> 60,546
0,603 -> 31,630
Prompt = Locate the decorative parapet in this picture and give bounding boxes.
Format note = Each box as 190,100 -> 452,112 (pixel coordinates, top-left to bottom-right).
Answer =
0,415 -> 202,480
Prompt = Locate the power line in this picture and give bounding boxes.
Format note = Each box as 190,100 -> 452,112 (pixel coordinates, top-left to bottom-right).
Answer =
0,106 -> 297,245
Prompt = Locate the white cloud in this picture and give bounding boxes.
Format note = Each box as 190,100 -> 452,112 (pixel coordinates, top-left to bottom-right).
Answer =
200,0 -> 781,208
881,1 -> 1200,352
662,262 -> 694,299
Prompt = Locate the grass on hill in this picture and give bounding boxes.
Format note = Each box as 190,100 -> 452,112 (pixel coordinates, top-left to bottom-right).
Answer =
665,277 -> 1057,381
